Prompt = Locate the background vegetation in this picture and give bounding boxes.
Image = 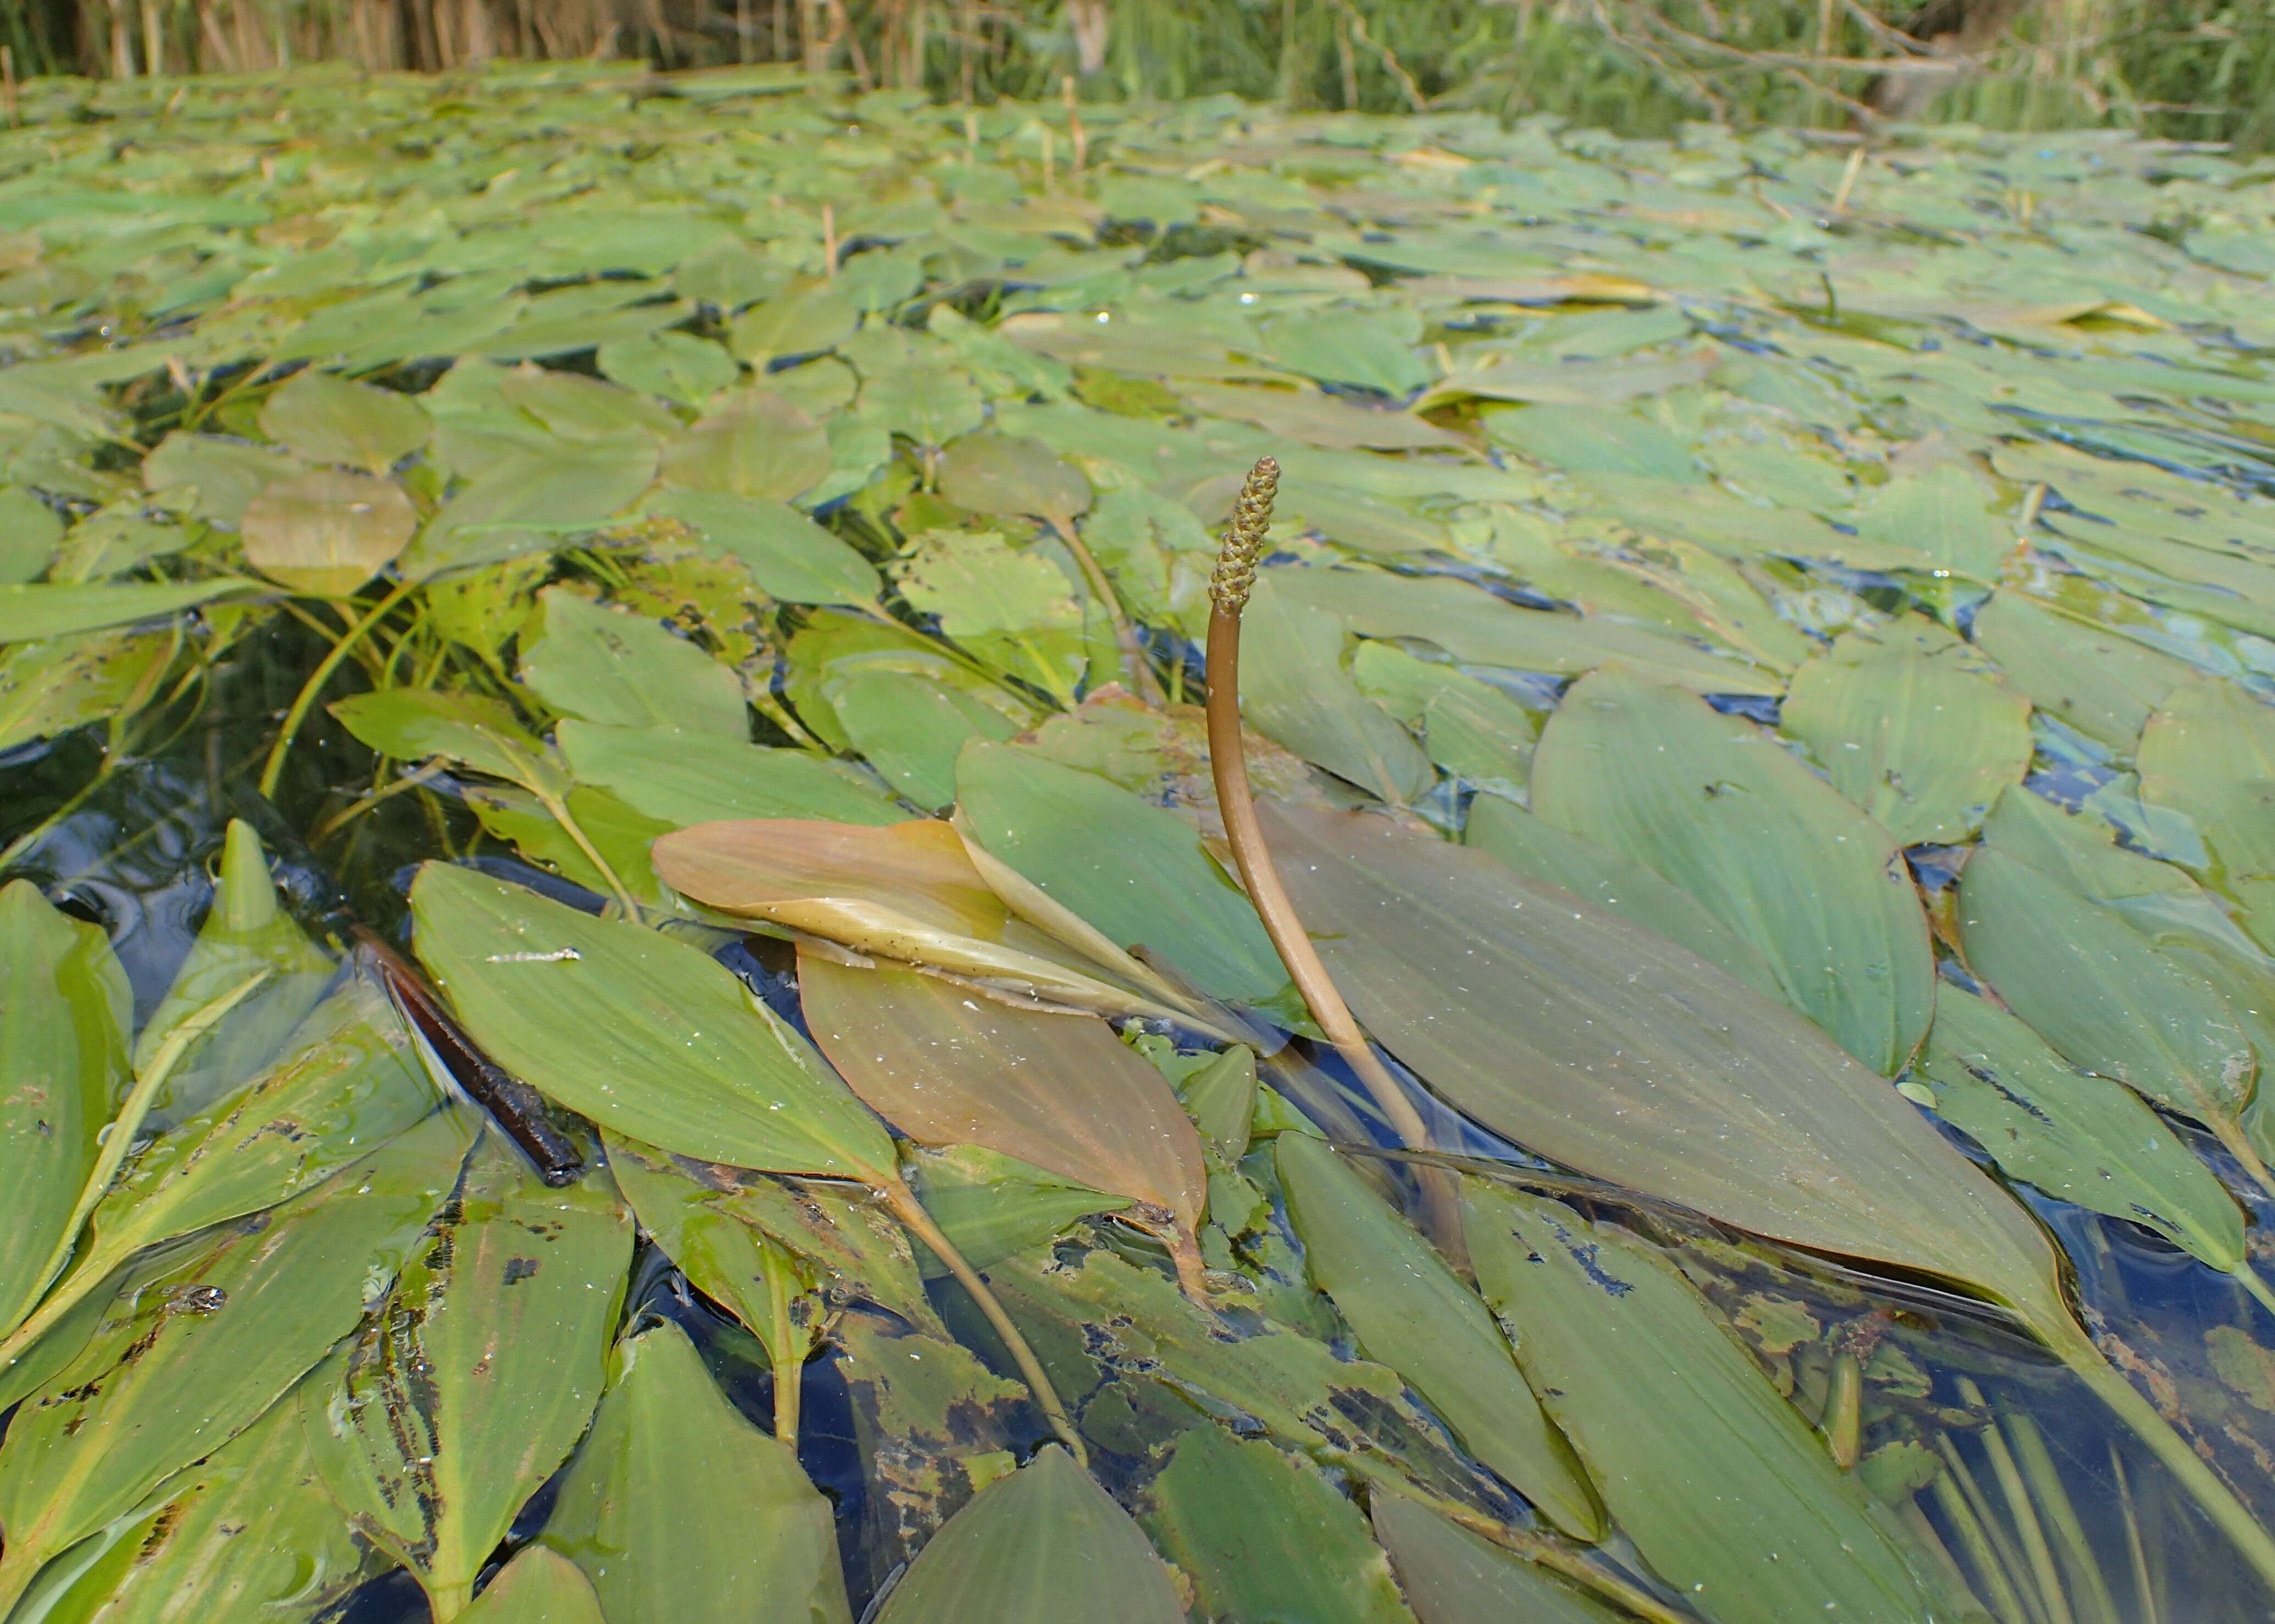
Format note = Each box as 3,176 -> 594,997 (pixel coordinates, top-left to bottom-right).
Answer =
1,0 -> 2271,151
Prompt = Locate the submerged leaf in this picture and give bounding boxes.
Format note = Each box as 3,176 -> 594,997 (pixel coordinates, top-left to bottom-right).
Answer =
871,1445 -> 1181,1624
1465,1182 -> 1954,1624
410,862 -> 897,1178
544,1320 -> 853,1624
1275,1133 -> 1601,1540
1371,1493 -> 1627,1624
1532,666 -> 1935,1073
304,1131 -> 633,1620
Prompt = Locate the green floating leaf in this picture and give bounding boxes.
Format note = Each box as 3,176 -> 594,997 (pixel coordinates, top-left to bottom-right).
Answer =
460,1545 -> 608,1624
332,687 -> 560,789
1258,803 -> 2068,1338
937,433 -> 1092,525
660,388 -> 831,503
1533,666 -> 1935,1074
644,487 -> 881,606
0,880 -> 131,1339
304,1131 -> 633,1620
518,585 -> 748,741
1276,1133 -> 1602,1540
412,862 -> 897,1179
543,1320 -> 853,1624
560,717 -> 906,829
0,629 -> 176,753
599,330 -> 742,408
801,953 -> 1206,1255
893,526 -> 1089,706
1143,1424 -> 1417,1624
0,1109 -> 475,1614
2141,677 -> 2275,954
1972,590 -> 2193,753
239,468 -> 418,597
141,431 -> 302,528
468,783 -> 675,908
0,579 -> 260,645
832,668 -> 1022,809
1179,1044 -> 1258,1166
1484,403 -> 1701,483
955,739 -> 1297,1018
1850,464 -> 2010,581
1915,984 -> 2251,1283
133,818 -> 336,1123
259,367 -> 433,475
1241,574 -> 1435,805
910,1143 -> 1131,1277
871,1445 -> 1181,1624
1371,1493 -> 1628,1624
1463,797 -> 1783,997
14,1392 -> 372,1624
1465,1182 -> 1956,1624
0,485 -> 65,584
1779,616 -> 2033,846
1350,641 -> 1536,799
404,442 -> 657,578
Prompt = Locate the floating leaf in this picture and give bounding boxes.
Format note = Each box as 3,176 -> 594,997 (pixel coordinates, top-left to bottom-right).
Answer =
239,469 -> 418,596
1532,666 -> 1935,1073
141,431 -> 301,528
660,388 -> 831,503
0,579 -> 259,645
909,1143 -> 1131,1276
653,817 -> 1202,1025
937,433 -> 1091,525
332,687 -> 560,789
598,330 -> 742,407
0,880 -> 131,1340
1275,1133 -> 1601,1539
0,485 -> 64,583
1779,616 -> 2033,846
1914,984 -> 2253,1287
404,442 -> 658,578
1348,641 -> 1536,799
801,954 -> 1207,1270
1178,1044 -> 1258,1166
303,1131 -> 633,1620
893,526 -> 1088,705
1462,797 -> 1783,997
0,628 -> 176,752
1465,1181 -> 1954,1624
1850,464 -> 2010,580
1371,1492 -> 1626,1624
13,1391 -> 372,1624
543,1320 -> 853,1624
559,719 -> 906,828
1241,574 -> 1435,805
833,668 -> 1022,808
2140,678 -> 2275,953
132,818 -> 336,1122
1972,590 -> 2193,753
459,1545 -> 608,1624
955,740 -> 1297,1018
410,862 -> 897,1179
0,1109 -> 474,1614
518,585 -> 748,740
644,488 -> 881,605
1143,1424 -> 1417,1624
258,369 -> 433,475
870,1445 -> 1181,1624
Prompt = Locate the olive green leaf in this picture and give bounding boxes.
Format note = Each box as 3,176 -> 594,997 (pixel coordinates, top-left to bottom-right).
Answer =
1241,574 -> 1435,805
404,442 -> 658,578
936,434 -> 1091,528
239,469 -> 419,596
332,687 -> 561,789
0,485 -> 65,583
1850,464 -> 2010,581
1464,1182 -> 1956,1624
1178,1044 -> 1258,1166
559,718 -> 907,828
892,526 -> 1089,705
410,862 -> 898,1179
133,818 -> 336,1123
909,1143 -> 1131,1276
0,579 -> 261,645
0,880 -> 131,1341
1275,1132 -> 1601,1540
0,628 -> 176,753
2141,677 -> 2275,953
1462,797 -> 1783,997
1143,1424 -> 1417,1624
459,1545 -> 608,1624
467,782 -> 675,907
1779,616 -> 2033,846
644,487 -> 881,605
599,330 -> 742,408
543,1319 -> 853,1624
518,585 -> 748,740
11,1390 -> 374,1624
302,1131 -> 633,1620
871,1444 -> 1181,1624
1532,666 -> 1935,1073
801,953 -> 1208,1274
955,739 -> 1298,1019
0,1107 -> 475,1615
1971,590 -> 2193,754
660,388 -> 831,503
833,668 -> 1022,808
1914,984 -> 2258,1297
1348,641 -> 1537,799
1371,1493 -> 1628,1624
259,367 -> 433,475
141,431 -> 303,528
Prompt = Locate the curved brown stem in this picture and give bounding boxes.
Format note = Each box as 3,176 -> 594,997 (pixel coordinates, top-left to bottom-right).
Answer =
1049,511 -> 1164,706
1202,458 -> 1463,1262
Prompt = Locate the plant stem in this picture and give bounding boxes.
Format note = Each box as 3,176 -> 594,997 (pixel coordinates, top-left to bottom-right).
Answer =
1961,1379 -> 2075,1624
260,575 -> 419,800
877,1174 -> 1086,1464
1048,511 -> 1162,705
1201,456 -> 1462,1260
768,1253 -> 803,1450
1929,1466 -> 2036,1624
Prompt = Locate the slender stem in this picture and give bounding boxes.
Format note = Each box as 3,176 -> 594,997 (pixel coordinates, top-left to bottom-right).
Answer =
260,575 -> 420,799
526,780 -> 640,919
2236,1261 -> 2275,1322
2,969 -> 270,1351
2108,1445 -> 2161,1624
878,1175 -> 1086,1466
1048,512 -> 1163,706
1929,1466 -> 2035,1624
2002,1407 -> 2119,1624
1961,1378 -> 2075,1624
1938,1432 -> 2053,1624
